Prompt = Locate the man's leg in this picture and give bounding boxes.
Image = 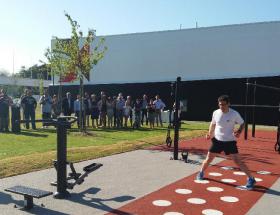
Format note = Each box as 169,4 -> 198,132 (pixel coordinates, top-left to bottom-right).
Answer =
229,154 -> 253,178
30,111 -> 36,129
200,152 -> 217,172
24,111 -> 30,129
229,153 -> 256,189
197,152 -> 218,180
155,111 -> 159,127
159,111 -> 163,127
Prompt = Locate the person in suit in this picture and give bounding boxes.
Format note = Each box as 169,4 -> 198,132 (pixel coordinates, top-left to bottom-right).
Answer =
62,92 -> 74,116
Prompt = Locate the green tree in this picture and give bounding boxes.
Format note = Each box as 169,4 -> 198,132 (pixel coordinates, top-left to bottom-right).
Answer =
45,12 -> 107,132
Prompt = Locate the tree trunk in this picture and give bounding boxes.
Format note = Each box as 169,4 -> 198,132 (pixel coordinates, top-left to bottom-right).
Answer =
79,77 -> 83,132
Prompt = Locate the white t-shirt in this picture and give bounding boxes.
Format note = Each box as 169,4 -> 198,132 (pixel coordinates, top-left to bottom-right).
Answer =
211,108 -> 244,141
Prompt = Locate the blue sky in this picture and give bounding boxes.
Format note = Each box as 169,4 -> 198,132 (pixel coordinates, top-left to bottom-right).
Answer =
1,0 -> 280,74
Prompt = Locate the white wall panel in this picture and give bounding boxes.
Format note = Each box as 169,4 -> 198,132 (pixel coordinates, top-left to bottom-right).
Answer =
54,21 -> 280,85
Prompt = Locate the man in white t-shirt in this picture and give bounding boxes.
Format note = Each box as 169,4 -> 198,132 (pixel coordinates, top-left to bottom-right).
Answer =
197,95 -> 256,190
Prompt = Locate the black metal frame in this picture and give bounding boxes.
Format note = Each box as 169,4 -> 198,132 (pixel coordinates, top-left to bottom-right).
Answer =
234,80 -> 280,152
16,116 -> 102,199
169,77 -> 181,160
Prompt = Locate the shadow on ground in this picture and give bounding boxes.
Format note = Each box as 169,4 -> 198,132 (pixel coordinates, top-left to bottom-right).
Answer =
0,192 -> 68,215
68,187 -> 135,214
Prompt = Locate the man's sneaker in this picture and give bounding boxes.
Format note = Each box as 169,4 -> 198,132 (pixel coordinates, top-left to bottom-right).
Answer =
245,177 -> 256,190
196,171 -> 204,180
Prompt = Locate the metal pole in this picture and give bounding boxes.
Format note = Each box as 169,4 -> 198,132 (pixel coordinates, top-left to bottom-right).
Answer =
252,81 -> 256,137
173,77 -> 181,160
54,118 -> 70,198
244,79 -> 249,140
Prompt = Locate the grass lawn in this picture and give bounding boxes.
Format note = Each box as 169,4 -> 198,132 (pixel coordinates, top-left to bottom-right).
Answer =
0,120 -> 209,178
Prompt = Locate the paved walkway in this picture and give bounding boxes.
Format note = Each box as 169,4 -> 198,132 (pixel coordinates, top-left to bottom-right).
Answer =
0,130 -> 279,214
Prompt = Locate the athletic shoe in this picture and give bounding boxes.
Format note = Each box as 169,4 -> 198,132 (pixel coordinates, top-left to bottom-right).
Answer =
196,171 -> 204,180
245,177 -> 256,190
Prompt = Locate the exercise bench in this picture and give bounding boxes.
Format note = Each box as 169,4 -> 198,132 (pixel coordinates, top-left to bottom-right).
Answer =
5,185 -> 53,210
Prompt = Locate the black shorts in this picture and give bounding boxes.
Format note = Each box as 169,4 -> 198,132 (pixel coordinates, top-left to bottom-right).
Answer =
209,137 -> 238,155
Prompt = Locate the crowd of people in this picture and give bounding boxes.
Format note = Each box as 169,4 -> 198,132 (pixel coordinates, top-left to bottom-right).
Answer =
50,91 -> 166,129
0,87 -> 167,131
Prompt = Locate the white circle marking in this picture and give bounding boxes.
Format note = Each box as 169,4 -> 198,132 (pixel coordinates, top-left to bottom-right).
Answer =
209,172 -> 222,177
175,188 -> 192,194
187,198 -> 206,204
152,200 -> 172,206
221,178 -> 236,183
207,187 -> 224,192
220,196 -> 239,202
233,171 -> 246,175
164,212 -> 184,215
194,179 -> 209,184
257,171 -> 271,175
202,209 -> 224,215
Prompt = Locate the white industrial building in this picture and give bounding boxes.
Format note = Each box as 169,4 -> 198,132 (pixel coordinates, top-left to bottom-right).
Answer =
51,21 -> 280,125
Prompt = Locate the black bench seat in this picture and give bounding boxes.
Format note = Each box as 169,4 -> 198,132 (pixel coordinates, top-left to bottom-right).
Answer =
5,185 -> 53,209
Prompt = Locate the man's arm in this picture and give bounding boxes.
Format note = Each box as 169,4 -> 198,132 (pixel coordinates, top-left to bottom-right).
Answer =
206,122 -> 216,139
234,123 -> 244,138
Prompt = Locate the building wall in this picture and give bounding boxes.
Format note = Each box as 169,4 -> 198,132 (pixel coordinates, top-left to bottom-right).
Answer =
54,21 -> 280,85
50,21 -> 280,125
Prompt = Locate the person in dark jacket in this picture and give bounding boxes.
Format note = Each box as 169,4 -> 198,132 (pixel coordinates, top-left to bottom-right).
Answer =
62,92 -> 74,116
0,89 -> 13,132
20,89 -> 37,129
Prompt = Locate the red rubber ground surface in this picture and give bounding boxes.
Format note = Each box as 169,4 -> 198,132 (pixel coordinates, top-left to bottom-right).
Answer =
107,130 -> 280,215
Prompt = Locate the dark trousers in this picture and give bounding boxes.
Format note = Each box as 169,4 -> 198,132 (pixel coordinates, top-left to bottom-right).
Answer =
42,112 -> 51,126
141,109 -> 148,125
116,109 -> 123,128
24,110 -> 36,129
0,116 -> 9,131
75,111 -> 85,128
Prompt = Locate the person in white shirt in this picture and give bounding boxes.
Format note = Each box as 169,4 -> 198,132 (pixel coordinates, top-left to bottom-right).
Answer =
153,95 -> 166,127
197,95 -> 256,190
39,89 -> 52,128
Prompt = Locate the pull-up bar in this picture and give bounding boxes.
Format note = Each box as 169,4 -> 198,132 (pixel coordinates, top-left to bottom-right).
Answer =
231,104 -> 280,109
246,82 -> 280,92
243,80 -> 280,142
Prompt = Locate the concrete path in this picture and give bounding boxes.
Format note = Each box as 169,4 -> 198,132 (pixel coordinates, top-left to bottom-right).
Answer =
0,131 -> 279,214
0,150 -> 221,215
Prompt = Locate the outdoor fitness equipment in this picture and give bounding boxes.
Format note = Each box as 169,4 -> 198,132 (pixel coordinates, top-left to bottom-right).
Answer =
231,80 -> 280,153
16,117 -> 102,199
275,112 -> 280,154
165,106 -> 173,147
169,77 -> 181,160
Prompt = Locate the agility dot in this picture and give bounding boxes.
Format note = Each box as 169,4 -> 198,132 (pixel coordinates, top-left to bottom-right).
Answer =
255,177 -> 263,182
202,209 -> 224,215
220,196 -> 239,202
257,171 -> 271,175
235,186 -> 248,190
209,172 -> 222,176
207,187 -> 224,192
194,179 -> 209,184
233,171 -> 246,175
187,198 -> 206,204
175,189 -> 192,194
152,200 -> 172,206
221,178 -> 236,183
164,212 -> 184,215
221,166 -> 234,170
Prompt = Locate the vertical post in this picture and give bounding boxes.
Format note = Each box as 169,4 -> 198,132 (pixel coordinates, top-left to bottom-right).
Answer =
277,104 -> 280,153
173,77 -> 181,160
244,79 -> 249,140
170,82 -> 175,125
54,117 -> 70,198
252,81 -> 257,137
